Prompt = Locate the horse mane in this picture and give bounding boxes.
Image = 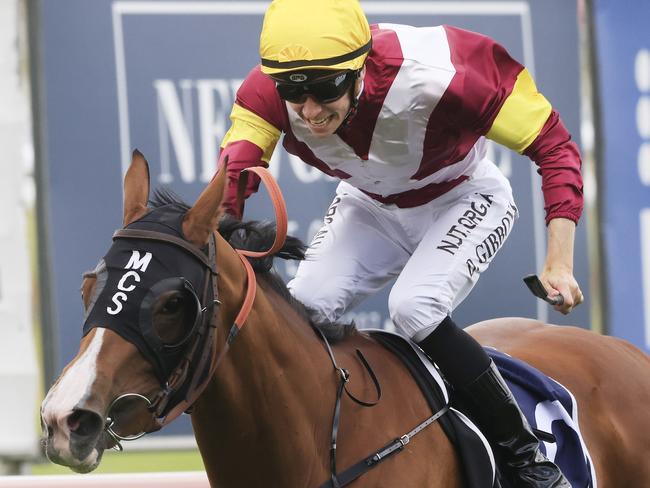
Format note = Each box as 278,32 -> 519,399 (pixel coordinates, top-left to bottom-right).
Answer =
149,188 -> 357,343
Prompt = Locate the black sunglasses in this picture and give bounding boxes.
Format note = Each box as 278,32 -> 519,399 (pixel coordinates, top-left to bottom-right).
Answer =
275,70 -> 358,104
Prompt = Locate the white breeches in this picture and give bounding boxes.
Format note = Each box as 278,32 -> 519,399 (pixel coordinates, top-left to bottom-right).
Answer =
287,160 -> 518,341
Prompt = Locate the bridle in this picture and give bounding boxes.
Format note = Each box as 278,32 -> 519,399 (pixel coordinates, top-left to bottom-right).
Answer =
103,166 -> 287,449
110,227 -> 220,427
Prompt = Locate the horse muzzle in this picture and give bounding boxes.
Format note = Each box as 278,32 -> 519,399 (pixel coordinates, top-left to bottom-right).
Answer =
41,407 -> 106,473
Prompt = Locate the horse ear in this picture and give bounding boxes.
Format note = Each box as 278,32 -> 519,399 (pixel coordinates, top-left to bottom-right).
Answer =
123,149 -> 150,226
182,158 -> 227,246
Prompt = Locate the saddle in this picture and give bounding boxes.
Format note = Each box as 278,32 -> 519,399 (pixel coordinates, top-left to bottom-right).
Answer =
368,330 -> 596,488
369,330 -> 496,488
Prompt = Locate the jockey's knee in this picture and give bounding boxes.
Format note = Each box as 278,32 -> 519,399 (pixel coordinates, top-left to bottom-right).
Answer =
388,291 -> 449,341
287,279 -> 347,324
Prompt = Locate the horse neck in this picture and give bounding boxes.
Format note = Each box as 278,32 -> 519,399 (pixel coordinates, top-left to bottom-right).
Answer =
192,236 -> 334,486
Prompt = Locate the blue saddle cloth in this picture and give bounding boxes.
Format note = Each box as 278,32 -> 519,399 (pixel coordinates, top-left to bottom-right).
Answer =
488,348 -> 596,488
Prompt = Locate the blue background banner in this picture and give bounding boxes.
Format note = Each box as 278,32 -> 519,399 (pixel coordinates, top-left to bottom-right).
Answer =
34,0 -> 587,436
594,0 -> 650,354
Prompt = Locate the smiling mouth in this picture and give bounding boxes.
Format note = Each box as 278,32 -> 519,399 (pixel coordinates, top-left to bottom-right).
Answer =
306,115 -> 333,127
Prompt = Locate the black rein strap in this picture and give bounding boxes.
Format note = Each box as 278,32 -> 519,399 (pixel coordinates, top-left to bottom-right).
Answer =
319,403 -> 450,488
315,328 -> 450,488
317,328 -> 382,409
315,328 -> 381,488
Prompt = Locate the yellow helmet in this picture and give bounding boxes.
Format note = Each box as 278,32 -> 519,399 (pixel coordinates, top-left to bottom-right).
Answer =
259,0 -> 372,76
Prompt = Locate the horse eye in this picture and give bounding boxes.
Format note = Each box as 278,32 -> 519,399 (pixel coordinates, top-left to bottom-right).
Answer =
162,295 -> 185,314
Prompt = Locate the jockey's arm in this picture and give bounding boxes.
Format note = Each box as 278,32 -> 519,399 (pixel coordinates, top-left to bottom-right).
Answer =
483,72 -> 584,313
542,217 -> 582,314
445,27 -> 584,312
218,67 -> 284,219
219,103 -> 281,219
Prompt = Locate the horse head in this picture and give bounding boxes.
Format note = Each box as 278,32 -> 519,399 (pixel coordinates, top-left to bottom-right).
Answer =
40,150 -> 229,472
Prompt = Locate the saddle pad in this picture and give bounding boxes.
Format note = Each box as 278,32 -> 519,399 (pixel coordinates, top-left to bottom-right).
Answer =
487,348 -> 597,488
368,330 -> 497,488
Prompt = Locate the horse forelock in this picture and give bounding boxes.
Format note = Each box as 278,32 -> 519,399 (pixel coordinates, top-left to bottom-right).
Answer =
217,216 -> 306,268
149,187 -> 190,212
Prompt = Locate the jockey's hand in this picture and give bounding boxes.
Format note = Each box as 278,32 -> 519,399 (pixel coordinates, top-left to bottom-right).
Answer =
542,217 -> 584,314
539,266 -> 583,314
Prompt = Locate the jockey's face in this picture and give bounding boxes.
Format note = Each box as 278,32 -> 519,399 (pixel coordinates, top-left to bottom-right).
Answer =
287,69 -> 364,137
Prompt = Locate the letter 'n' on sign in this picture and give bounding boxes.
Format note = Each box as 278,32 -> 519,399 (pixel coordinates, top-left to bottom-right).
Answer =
153,79 -> 196,183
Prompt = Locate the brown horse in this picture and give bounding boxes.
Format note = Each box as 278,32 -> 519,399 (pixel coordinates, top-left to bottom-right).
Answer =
41,152 -> 650,487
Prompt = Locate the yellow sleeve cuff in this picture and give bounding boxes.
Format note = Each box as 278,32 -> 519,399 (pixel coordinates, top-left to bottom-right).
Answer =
486,68 -> 553,153
221,104 -> 281,163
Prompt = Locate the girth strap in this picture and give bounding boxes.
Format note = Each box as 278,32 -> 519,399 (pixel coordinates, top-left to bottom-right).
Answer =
316,327 -> 450,488
319,404 -> 450,488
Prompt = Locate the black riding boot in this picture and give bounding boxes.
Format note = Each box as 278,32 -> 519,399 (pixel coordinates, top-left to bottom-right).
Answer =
458,361 -> 571,488
416,317 -> 571,488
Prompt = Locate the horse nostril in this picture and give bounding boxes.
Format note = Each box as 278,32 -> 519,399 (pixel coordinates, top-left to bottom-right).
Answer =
68,409 -> 103,439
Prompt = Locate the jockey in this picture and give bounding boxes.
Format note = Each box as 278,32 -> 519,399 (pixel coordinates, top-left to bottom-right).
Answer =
219,1 -> 583,486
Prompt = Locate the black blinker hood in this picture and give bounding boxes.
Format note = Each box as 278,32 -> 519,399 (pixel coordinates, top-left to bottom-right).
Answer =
82,205 -> 209,383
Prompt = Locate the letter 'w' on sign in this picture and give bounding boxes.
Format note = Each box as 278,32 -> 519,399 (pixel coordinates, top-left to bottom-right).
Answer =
126,251 -> 152,272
